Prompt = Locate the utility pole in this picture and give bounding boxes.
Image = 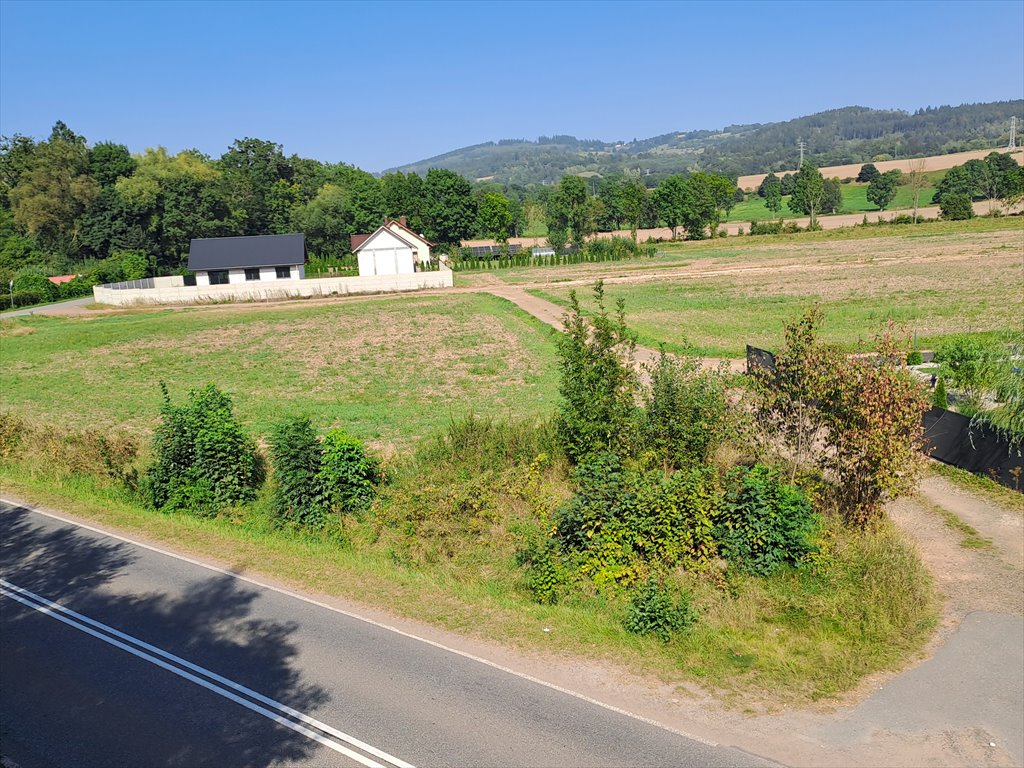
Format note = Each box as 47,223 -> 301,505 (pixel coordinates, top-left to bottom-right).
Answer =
1010,116 -> 1017,150
797,140 -> 806,167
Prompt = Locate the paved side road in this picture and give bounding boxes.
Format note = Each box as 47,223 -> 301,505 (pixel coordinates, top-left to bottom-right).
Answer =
0,501 -> 777,768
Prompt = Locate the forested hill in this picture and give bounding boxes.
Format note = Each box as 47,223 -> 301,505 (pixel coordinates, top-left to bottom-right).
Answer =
388,101 -> 1023,185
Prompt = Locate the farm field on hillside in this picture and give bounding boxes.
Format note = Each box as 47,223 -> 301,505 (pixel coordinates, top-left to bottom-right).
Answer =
0,293 -> 560,448
524,225 -> 1023,357
727,182 -> 938,222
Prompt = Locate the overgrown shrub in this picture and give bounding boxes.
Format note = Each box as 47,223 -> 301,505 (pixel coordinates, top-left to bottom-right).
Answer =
556,282 -> 639,463
624,577 -> 696,642
0,412 -> 137,486
269,416 -> 328,528
419,413 -> 560,475
515,533 -> 570,605
0,411 -> 25,460
318,428 -> 380,516
714,464 -> 819,575
906,350 -> 923,366
556,455 -> 722,587
146,383 -> 263,514
751,310 -> 927,527
641,349 -> 729,472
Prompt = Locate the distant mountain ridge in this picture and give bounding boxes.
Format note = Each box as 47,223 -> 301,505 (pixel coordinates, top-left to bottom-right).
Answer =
386,101 -> 1023,185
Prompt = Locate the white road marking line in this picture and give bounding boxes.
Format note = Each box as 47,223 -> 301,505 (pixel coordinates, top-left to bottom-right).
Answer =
0,577 -> 414,768
0,498 -> 719,748
0,580 -> 413,768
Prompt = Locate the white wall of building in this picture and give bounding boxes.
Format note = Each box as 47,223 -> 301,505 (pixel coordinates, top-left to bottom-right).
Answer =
356,229 -> 416,276
193,265 -> 303,285
94,267 -> 452,306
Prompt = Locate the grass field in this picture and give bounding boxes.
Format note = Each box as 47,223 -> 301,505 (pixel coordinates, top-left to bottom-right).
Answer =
6,217 -> 1011,707
727,180 -> 940,222
523,224 -> 1023,357
0,293 -> 561,448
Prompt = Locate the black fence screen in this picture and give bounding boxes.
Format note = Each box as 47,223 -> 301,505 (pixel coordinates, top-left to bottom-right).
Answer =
923,407 -> 1022,490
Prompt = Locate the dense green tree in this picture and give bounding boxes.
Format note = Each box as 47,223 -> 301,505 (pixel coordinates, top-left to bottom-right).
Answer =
856,163 -> 880,183
116,148 -> 231,271
866,169 -> 901,210
0,134 -> 37,209
678,172 -> 735,239
477,191 -> 513,243
788,162 -> 825,226
984,151 -> 1024,205
295,183 -> 354,258
596,176 -> 624,230
820,177 -> 843,214
934,159 -> 989,203
89,142 -> 136,187
333,165 -> 385,233
779,173 -> 796,196
549,175 -> 593,246
652,175 -> 687,238
422,168 -> 476,247
762,173 -> 783,217
618,179 -> 648,240
380,171 -> 425,230
218,138 -> 293,235
757,172 -> 777,198
266,179 -> 304,234
8,122 -> 99,257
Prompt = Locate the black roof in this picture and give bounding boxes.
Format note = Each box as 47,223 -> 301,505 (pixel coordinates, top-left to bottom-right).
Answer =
187,234 -> 306,271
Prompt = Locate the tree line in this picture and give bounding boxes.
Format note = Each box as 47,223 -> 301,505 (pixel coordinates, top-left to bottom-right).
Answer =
0,122 -> 530,289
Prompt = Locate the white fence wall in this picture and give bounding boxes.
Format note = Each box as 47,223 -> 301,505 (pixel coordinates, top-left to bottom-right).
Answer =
94,268 -> 453,307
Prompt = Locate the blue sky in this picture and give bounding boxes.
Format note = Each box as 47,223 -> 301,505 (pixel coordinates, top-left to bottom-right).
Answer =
1,0 -> 1022,172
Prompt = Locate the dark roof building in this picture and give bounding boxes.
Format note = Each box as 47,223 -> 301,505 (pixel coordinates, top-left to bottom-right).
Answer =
187,234 -> 307,272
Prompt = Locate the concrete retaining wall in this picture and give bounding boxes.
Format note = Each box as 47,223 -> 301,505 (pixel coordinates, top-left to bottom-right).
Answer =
94,269 -> 453,307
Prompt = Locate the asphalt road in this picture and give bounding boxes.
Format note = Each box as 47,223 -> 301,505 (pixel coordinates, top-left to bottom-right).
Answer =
0,501 -> 777,768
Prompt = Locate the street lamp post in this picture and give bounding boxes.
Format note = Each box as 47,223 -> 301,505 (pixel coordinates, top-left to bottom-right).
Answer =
8,280 -> 12,309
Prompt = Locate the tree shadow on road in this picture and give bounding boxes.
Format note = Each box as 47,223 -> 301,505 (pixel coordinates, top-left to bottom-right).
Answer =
1,504 -> 332,767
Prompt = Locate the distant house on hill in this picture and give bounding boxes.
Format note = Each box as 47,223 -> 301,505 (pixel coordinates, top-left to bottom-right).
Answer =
352,218 -> 434,277
186,234 -> 306,286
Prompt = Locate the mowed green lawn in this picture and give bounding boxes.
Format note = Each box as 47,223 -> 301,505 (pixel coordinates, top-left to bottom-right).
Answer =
0,293 -> 561,448
727,183 -> 938,222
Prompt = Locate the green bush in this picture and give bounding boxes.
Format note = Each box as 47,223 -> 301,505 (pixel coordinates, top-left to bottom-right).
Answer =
556,282 -> 640,464
624,577 -> 696,642
714,464 -> 819,575
12,269 -> 58,302
641,349 -> 728,471
147,383 -> 264,514
939,193 -> 975,221
556,455 -> 723,587
515,534 -> 570,605
749,220 -> 784,235
114,250 -> 150,280
59,276 -> 95,299
318,429 -> 380,515
906,350 -> 923,366
269,416 -> 328,528
12,290 -> 45,308
932,377 -> 949,409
